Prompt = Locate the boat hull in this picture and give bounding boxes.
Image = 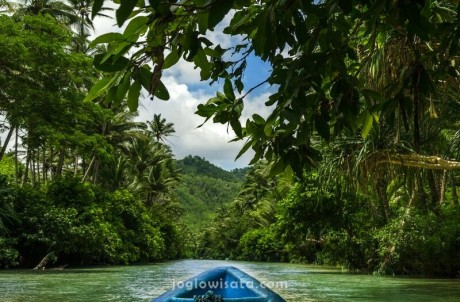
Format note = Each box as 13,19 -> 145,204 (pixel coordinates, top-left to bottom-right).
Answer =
151,266 -> 286,302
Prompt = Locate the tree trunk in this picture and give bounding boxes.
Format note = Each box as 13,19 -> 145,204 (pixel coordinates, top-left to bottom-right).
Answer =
0,125 -> 15,161
33,252 -> 54,270
14,127 -> 18,183
31,149 -> 36,186
74,155 -> 78,176
451,173 -> 458,206
439,170 -> 447,204
35,148 -> 40,185
42,145 -> 47,183
56,149 -> 65,176
375,176 -> 390,223
82,156 -> 95,182
427,170 -> 440,210
415,173 -> 427,211
92,158 -> 99,184
22,149 -> 30,186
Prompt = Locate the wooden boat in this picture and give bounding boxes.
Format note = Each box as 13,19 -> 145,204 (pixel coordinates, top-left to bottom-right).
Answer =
152,266 -> 286,302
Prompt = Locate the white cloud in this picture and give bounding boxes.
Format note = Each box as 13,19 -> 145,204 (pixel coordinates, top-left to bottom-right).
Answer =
136,76 -> 271,170
164,60 -> 202,85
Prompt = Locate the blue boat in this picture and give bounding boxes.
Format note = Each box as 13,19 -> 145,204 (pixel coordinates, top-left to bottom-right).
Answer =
152,266 -> 286,302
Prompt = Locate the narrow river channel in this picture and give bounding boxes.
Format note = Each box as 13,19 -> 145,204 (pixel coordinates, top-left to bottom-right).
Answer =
0,260 -> 458,301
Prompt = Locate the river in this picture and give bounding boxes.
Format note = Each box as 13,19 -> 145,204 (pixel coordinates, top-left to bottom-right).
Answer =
0,260 -> 458,301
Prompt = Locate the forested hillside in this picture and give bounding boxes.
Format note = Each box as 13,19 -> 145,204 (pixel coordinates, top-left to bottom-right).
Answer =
175,156 -> 246,230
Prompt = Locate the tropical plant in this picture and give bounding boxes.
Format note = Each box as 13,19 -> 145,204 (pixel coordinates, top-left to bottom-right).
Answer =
146,114 -> 176,143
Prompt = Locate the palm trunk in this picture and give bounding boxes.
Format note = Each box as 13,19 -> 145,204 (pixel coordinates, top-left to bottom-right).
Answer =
92,159 -> 99,184
42,145 -> 46,183
439,170 -> 447,204
56,149 -> 65,176
22,149 -> 30,186
375,176 -> 390,223
0,125 -> 15,161
415,173 -> 427,211
82,156 -> 95,182
74,155 -> 78,176
31,149 -> 36,186
427,170 -> 440,211
451,173 -> 458,206
14,127 -> 18,183
36,148 -> 40,185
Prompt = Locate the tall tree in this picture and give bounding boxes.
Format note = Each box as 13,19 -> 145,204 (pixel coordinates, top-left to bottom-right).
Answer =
146,114 -> 175,143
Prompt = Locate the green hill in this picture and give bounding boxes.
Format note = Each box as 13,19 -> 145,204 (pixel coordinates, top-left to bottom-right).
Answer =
175,155 -> 247,230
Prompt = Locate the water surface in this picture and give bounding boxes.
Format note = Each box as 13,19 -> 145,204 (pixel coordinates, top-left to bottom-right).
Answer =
0,260 -> 458,301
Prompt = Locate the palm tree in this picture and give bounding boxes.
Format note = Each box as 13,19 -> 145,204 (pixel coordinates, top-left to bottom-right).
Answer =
138,161 -> 180,207
68,0 -> 112,36
67,0 -> 113,54
0,0 -> 14,13
123,137 -> 179,206
146,114 -> 176,143
310,0 -> 460,216
14,0 -> 78,25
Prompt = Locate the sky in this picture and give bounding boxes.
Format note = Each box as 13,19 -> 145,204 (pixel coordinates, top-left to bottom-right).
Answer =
92,8 -> 273,170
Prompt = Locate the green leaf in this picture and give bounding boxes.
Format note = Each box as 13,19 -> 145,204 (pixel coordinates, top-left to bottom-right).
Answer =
230,118 -> 242,138
252,13 -> 268,59
116,0 -> 137,27
224,78 -> 235,101
338,0 -> 353,14
127,82 -> 141,112
138,65 -> 152,91
116,71 -> 132,102
314,115 -> 330,141
94,53 -> 130,72
89,33 -> 124,48
252,114 -> 265,125
196,103 -> 217,118
194,49 -> 211,80
208,0 -> 234,30
84,76 -> 114,102
293,12 -> 308,44
361,111 -> 373,138
123,16 -> 148,36
163,50 -> 180,69
92,0 -> 104,19
236,139 -> 252,160
270,159 -> 286,177
150,0 -> 170,15
154,80 -> 170,100
197,12 -> 209,33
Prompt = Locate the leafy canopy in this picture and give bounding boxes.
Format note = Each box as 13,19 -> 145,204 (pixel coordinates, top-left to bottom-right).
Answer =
88,0 -> 460,176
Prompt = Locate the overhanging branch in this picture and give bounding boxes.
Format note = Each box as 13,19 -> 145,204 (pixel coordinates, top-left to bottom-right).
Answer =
367,151 -> 460,170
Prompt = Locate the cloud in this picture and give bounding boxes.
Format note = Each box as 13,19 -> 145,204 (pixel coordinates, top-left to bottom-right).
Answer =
136,76 -> 271,170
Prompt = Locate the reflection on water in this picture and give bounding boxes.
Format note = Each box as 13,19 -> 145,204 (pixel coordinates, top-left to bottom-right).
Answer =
0,260 -> 459,301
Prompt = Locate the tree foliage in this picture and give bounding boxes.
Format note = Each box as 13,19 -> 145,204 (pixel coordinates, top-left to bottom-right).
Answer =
0,9 -> 185,267
89,0 -> 460,176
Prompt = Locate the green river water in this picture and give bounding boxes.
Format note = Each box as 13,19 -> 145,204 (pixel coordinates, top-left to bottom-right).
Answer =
0,260 -> 458,301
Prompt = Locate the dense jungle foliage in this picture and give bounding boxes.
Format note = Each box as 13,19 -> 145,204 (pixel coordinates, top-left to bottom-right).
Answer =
195,163 -> 460,276
175,156 -> 246,230
0,5 -> 185,267
1,0 -> 460,277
